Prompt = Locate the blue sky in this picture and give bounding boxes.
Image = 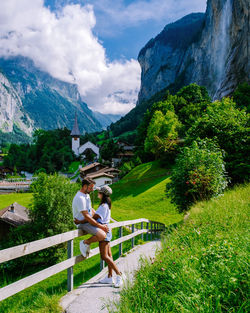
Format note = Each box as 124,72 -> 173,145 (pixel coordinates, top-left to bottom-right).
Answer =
0,0 -> 207,114
45,0 -> 207,60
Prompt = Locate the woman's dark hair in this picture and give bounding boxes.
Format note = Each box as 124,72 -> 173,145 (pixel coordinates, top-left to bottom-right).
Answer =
100,193 -> 111,209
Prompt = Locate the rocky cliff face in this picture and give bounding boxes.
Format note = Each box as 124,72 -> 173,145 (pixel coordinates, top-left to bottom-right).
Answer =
0,70 -> 34,136
138,0 -> 249,103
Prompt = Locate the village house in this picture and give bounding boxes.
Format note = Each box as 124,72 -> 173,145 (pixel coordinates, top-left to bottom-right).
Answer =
0,202 -> 30,240
79,162 -> 107,177
0,166 -> 13,179
79,163 -> 120,187
112,141 -> 135,167
86,172 -> 114,187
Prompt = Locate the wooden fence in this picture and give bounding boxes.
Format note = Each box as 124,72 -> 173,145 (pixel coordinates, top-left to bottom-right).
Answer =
0,218 -> 165,302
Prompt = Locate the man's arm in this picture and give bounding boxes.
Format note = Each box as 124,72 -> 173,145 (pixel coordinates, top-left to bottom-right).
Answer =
75,212 -> 100,224
82,211 -> 108,232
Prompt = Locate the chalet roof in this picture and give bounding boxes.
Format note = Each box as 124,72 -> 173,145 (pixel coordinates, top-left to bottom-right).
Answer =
80,166 -> 120,178
80,162 -> 102,173
70,112 -> 81,137
0,202 -> 30,226
103,167 -> 120,173
117,151 -> 134,157
86,172 -> 114,179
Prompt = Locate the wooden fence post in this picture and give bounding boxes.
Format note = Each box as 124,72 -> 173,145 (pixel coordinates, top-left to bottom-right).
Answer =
146,222 -> 149,241
119,226 -> 123,257
100,258 -> 105,271
131,224 -> 135,248
67,239 -> 73,292
150,222 -> 153,240
141,222 -> 144,240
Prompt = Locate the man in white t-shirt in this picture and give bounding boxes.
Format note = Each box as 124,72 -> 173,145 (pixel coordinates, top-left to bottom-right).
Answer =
72,178 -> 108,257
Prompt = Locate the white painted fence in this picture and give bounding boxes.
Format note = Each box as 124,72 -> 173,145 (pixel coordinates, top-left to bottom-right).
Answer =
0,218 -> 165,302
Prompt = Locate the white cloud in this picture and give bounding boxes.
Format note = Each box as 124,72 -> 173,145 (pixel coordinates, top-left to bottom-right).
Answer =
0,0 -> 141,114
88,0 -> 207,36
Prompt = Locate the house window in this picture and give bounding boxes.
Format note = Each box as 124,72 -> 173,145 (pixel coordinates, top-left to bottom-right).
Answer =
105,180 -> 111,184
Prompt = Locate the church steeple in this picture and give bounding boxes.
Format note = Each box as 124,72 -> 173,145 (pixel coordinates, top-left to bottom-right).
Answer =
71,112 -> 81,137
71,112 -> 80,156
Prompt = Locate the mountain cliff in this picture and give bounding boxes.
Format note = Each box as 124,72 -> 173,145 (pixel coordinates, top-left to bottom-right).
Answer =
0,56 -> 119,142
138,0 -> 249,103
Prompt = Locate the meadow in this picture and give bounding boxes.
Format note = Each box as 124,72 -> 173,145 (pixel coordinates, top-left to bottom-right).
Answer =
116,183 -> 250,313
0,161 -> 180,313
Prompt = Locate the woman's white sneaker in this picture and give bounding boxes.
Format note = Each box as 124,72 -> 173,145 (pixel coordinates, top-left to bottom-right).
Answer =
99,275 -> 114,284
114,273 -> 126,288
80,241 -> 89,258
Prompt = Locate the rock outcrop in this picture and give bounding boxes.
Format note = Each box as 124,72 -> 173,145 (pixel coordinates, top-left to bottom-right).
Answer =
0,71 -> 34,136
138,0 -> 249,103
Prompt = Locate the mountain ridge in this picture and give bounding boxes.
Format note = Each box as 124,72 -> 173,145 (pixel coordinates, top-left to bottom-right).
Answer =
0,56 -> 120,142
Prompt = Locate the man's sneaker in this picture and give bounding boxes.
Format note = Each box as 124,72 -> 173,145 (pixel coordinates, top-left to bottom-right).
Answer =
80,241 -> 89,258
114,273 -> 126,288
99,275 -> 114,284
86,244 -> 91,257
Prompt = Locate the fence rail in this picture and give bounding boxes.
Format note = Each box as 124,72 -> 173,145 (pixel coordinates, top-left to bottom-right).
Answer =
0,218 -> 165,302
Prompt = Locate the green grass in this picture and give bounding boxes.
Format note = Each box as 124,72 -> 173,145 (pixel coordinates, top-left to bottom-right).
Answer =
67,161 -> 80,173
0,193 -> 33,210
107,161 -> 181,226
0,161 -> 182,312
116,183 -> 250,313
0,228 -> 141,313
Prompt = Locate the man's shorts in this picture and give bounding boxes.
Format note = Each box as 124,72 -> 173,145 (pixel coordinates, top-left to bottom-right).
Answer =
77,223 -> 99,235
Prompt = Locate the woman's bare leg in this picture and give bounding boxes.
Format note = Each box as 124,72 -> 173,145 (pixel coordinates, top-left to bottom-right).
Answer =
107,244 -> 113,277
99,241 -> 121,276
84,229 -> 106,245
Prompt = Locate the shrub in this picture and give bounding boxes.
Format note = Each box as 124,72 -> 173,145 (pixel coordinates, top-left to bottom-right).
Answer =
186,98 -> 250,183
166,139 -> 227,211
1,173 -> 80,274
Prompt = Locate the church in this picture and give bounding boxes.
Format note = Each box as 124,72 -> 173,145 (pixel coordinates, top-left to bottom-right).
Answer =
70,113 -> 100,159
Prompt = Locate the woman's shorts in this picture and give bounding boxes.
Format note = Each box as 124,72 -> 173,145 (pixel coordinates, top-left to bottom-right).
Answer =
104,228 -> 112,242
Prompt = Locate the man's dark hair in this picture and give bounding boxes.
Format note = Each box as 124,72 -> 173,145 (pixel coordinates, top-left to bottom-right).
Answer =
81,178 -> 95,187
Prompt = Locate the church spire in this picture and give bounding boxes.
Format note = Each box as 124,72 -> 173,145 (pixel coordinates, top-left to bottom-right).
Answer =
71,112 -> 81,137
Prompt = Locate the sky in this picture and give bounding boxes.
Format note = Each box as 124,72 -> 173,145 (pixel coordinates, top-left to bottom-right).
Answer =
0,0 -> 207,115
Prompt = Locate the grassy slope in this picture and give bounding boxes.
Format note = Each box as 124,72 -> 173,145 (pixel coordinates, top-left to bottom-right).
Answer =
109,161 -> 181,225
67,161 -> 80,173
0,161 -> 181,313
117,183 -> 250,313
0,193 -> 33,210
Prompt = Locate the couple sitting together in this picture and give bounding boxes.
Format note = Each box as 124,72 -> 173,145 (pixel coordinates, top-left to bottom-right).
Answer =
72,178 -> 125,288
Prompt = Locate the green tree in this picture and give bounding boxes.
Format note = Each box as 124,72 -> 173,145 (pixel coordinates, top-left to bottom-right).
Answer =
1,174 -> 80,274
144,110 -> 181,158
166,139 -> 228,211
233,82 -> 250,113
4,128 -> 75,173
175,83 -> 211,130
186,98 -> 250,183
100,139 -> 120,161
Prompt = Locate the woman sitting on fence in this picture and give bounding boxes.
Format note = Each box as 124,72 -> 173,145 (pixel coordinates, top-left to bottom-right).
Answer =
75,185 -> 125,288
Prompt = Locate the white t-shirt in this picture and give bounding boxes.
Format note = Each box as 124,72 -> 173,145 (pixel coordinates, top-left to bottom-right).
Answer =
95,203 -> 110,224
72,191 -> 92,222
